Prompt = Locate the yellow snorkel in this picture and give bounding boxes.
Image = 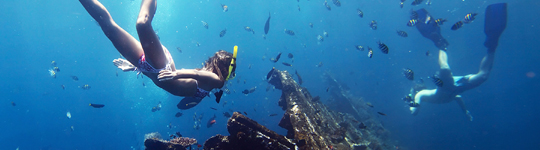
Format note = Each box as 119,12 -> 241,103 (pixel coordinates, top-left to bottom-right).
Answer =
226,45 -> 238,80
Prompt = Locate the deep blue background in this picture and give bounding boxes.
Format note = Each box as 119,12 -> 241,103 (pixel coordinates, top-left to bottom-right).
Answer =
1,0 -> 538,149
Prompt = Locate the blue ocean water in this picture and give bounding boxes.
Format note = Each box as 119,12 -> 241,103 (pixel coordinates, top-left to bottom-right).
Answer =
1,0 -> 539,149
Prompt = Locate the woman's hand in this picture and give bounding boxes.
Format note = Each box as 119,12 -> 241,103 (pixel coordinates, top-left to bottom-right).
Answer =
158,70 -> 176,81
113,58 -> 136,71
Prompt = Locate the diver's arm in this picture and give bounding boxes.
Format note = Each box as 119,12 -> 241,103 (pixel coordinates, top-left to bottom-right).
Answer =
158,69 -> 223,87
455,96 -> 473,121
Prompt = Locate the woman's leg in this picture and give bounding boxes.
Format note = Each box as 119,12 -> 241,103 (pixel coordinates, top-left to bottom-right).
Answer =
79,0 -> 143,65
136,0 -> 168,69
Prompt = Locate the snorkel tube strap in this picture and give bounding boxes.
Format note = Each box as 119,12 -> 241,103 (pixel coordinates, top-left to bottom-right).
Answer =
226,45 -> 238,80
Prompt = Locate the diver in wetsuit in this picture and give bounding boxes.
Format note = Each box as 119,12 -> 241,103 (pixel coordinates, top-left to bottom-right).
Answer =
410,3 -> 507,121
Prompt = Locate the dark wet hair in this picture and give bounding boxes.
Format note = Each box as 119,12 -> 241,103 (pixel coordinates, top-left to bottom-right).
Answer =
202,50 -> 234,81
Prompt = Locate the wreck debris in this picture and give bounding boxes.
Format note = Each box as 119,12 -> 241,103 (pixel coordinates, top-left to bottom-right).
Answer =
144,132 -> 197,150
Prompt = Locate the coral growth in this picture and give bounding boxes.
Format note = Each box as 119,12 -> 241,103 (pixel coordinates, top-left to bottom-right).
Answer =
169,137 -> 197,146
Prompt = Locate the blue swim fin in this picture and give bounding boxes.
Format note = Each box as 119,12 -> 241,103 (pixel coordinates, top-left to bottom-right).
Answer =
484,3 -> 507,50
415,9 -> 449,50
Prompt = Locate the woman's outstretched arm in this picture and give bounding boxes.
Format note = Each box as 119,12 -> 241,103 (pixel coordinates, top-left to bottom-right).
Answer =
79,0 -> 143,65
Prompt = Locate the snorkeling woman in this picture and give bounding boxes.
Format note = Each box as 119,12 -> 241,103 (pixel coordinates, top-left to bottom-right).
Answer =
78,0 -> 237,109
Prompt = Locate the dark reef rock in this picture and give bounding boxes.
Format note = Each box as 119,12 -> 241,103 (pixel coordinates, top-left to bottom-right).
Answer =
203,112 -> 296,150
144,132 -> 197,150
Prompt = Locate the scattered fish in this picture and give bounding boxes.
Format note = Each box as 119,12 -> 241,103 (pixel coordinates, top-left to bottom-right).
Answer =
262,34 -> 266,39
400,2 -> 404,8
221,4 -> 228,12
79,84 -> 91,90
70,76 -> 79,81
61,85 -> 65,90
367,47 -> 373,58
366,102 -> 374,108
207,115 -> 217,128
411,0 -> 423,6
403,95 -> 414,102
201,21 -> 209,29
430,75 -> 444,87
323,0 -> 331,10
451,21 -> 464,30
89,103 -> 105,108
219,28 -> 227,37
377,112 -> 387,116
210,107 -> 217,110
358,122 -> 367,129
51,61 -> 57,66
463,13 -> 478,23
11,101 -> 16,106
66,111 -> 72,119
403,68 -> 414,80
288,53 -> 294,58
355,45 -> 364,51
176,47 -> 182,53
435,18 -> 447,25
397,30 -> 408,37
243,111 -> 248,115
223,112 -> 231,118
409,102 -> 420,107
264,12 -> 271,35
377,41 -> 389,54
326,87 -> 329,92
357,9 -> 364,18
298,5 -> 301,11
309,23 -> 313,28
48,69 -> 56,78
369,20 -> 378,30
151,101 -> 162,112
270,52 -> 282,63
70,126 -> 75,131
332,0 -> 341,7
425,0 -> 432,5
142,82 -> 146,87
295,70 -> 303,85
53,67 -> 60,72
115,71 -> 118,77
282,62 -> 293,67
323,31 -> 328,37
175,112 -> 183,117
248,64 -> 252,69
316,61 -> 323,67
317,35 -> 324,42
407,19 -> 418,27
244,26 -> 255,34
195,42 -> 200,47
242,87 -> 257,95
426,50 -> 431,56
284,29 -> 295,36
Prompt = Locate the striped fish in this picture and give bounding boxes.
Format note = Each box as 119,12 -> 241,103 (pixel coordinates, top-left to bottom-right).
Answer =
355,45 -> 364,51
407,19 -> 418,27
397,30 -> 408,37
430,76 -> 443,87
377,41 -> 389,54
435,18 -> 447,25
463,13 -> 478,23
403,68 -> 414,80
451,21 -> 463,30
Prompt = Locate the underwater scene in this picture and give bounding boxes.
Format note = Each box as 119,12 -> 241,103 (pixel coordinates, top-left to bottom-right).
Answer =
1,0 -> 539,150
